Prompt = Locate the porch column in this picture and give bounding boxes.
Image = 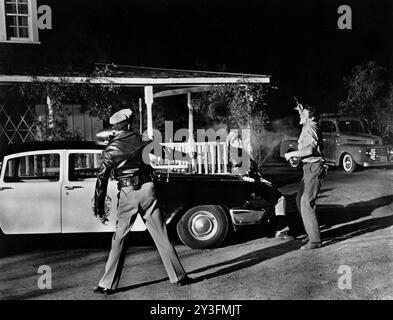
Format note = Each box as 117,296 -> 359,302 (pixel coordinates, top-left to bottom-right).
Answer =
144,86 -> 154,139
187,92 -> 196,172
138,98 -> 143,134
46,93 -> 54,129
187,92 -> 194,142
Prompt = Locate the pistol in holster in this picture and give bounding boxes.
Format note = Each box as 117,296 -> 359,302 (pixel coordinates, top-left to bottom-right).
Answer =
118,175 -> 152,191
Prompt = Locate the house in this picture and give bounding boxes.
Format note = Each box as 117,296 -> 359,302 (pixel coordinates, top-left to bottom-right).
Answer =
0,0 -> 271,173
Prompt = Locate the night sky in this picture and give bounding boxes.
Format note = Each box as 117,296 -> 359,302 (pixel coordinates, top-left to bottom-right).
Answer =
10,0 -> 393,117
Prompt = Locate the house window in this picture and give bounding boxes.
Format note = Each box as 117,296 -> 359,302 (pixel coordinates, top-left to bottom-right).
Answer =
0,0 -> 39,43
5,0 -> 29,39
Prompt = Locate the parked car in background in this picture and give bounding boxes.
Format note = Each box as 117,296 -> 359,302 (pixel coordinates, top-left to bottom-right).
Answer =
0,142 -> 279,249
280,114 -> 393,173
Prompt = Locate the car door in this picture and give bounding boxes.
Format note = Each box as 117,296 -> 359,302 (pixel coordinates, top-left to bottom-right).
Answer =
320,120 -> 337,162
61,150 -> 146,233
0,151 -> 63,234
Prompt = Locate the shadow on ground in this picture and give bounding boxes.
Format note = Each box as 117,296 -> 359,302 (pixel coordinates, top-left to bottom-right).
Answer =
187,194 -> 393,283
189,240 -> 300,282
0,232 -> 155,258
284,193 -> 393,239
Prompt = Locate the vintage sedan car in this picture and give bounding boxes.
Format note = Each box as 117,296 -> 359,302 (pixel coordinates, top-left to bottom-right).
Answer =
0,142 -> 278,249
280,114 -> 393,173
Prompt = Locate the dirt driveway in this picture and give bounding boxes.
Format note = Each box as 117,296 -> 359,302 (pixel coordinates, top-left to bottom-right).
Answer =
0,166 -> 392,300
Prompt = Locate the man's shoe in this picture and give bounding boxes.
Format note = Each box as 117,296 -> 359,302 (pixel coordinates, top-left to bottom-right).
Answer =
300,237 -> 309,245
93,286 -> 116,295
300,242 -> 322,250
275,230 -> 295,240
281,235 -> 295,240
176,276 -> 195,287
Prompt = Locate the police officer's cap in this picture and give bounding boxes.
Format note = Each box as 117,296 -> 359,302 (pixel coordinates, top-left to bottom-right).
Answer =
109,109 -> 133,125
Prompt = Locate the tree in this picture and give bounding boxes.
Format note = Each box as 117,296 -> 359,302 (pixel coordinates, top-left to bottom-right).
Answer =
201,83 -> 270,129
374,84 -> 393,142
338,61 -> 391,137
192,83 -> 275,166
13,77 -> 83,141
12,64 -> 123,141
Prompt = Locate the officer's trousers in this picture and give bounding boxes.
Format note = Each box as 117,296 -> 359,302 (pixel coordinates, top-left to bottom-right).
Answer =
99,182 -> 186,290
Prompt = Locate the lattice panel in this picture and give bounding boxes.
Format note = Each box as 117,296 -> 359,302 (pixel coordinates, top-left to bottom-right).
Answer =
0,104 -> 39,145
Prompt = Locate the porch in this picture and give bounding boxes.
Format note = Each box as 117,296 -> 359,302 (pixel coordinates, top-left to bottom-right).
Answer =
0,64 -> 270,174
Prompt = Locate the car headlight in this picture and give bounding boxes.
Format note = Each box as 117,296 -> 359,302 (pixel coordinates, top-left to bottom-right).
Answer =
366,148 -> 376,159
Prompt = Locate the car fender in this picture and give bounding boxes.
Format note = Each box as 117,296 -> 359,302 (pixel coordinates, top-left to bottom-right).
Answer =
280,140 -> 298,157
164,203 -> 189,226
335,144 -> 368,165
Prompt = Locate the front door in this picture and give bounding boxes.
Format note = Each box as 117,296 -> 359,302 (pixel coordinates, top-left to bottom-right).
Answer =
61,150 -> 146,233
0,151 -> 62,234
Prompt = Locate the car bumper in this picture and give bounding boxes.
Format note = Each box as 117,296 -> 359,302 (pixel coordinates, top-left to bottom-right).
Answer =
229,207 -> 269,228
363,161 -> 393,167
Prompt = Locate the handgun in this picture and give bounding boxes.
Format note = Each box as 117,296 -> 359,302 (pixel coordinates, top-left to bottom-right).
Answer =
294,96 -> 303,110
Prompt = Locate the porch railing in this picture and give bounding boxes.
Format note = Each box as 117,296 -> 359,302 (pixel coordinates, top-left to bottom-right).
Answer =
151,141 -> 229,174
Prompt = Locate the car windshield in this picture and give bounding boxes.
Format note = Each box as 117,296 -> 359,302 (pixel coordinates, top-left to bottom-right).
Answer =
338,120 -> 367,133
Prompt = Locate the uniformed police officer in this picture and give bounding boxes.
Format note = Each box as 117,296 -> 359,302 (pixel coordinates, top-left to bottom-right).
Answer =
93,109 -> 193,295
284,103 -> 327,250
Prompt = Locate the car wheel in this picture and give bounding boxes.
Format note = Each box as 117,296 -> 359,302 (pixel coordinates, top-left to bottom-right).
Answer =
176,205 -> 229,249
286,148 -> 302,170
342,153 -> 357,173
289,156 -> 301,169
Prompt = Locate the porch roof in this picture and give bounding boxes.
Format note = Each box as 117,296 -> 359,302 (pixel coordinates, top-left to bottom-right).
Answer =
0,63 -> 270,86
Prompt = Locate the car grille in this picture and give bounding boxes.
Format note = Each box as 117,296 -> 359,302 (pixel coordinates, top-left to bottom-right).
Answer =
368,147 -> 390,161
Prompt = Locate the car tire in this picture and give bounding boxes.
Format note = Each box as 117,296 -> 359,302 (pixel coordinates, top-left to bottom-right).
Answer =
342,153 -> 357,173
176,205 -> 229,249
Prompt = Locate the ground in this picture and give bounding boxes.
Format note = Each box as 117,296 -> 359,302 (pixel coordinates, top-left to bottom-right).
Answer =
0,163 -> 392,300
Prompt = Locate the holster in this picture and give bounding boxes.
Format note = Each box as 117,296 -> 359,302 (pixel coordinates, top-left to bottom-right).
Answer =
118,174 -> 152,190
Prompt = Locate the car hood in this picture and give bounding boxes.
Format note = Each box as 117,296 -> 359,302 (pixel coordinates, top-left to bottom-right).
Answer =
340,132 -> 382,145
155,172 -> 247,183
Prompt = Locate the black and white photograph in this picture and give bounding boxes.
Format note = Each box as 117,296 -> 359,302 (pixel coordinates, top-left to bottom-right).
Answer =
0,0 -> 392,307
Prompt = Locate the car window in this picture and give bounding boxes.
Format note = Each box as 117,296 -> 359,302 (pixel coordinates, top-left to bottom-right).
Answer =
321,121 -> 336,133
4,153 -> 60,182
69,153 -> 102,181
338,120 -> 365,133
